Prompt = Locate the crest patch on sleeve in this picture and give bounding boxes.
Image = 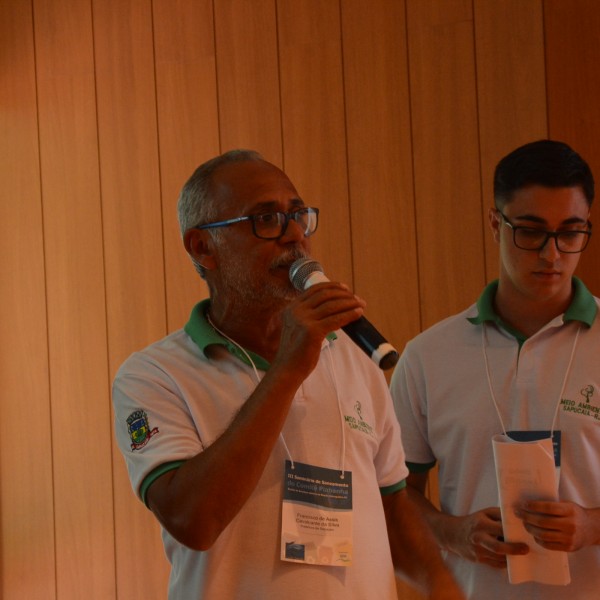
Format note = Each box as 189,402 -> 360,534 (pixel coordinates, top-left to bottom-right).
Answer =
126,409 -> 159,451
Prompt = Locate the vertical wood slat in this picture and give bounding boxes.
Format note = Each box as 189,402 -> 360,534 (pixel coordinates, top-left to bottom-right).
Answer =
474,0 -> 548,282
153,0 -> 218,332
0,2 -> 56,597
33,0 -> 116,596
406,0 -> 486,330
341,0 -> 421,356
214,0 -> 283,163
91,0 -> 170,596
544,0 -> 600,296
277,0 -> 353,285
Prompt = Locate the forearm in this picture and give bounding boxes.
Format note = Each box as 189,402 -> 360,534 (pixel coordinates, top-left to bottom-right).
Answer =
383,490 -> 464,598
405,478 -> 523,566
405,484 -> 463,552
148,362 -> 307,550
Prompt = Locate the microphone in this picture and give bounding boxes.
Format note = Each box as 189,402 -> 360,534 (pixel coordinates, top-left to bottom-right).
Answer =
289,258 -> 399,370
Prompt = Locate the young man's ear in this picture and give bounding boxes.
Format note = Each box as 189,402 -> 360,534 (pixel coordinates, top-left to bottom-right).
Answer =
488,207 -> 502,243
183,228 -> 217,272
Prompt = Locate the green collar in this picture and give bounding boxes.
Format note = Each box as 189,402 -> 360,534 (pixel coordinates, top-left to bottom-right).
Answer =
467,277 -> 597,342
184,299 -> 337,369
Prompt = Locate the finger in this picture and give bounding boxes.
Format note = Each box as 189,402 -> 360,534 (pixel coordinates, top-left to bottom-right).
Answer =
520,511 -> 568,534
294,288 -> 366,322
521,500 -> 567,516
476,550 -> 508,568
525,523 -> 570,544
482,506 -> 503,522
483,537 -> 529,557
301,283 -> 365,309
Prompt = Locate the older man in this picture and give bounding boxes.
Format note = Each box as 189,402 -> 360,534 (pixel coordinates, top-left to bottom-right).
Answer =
113,149 -> 463,599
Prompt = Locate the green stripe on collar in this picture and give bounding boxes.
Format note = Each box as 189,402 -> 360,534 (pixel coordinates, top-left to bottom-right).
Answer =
468,280 -> 499,325
467,277 -> 597,335
565,277 -> 597,325
184,299 -> 271,370
467,280 -> 527,343
184,299 -> 337,370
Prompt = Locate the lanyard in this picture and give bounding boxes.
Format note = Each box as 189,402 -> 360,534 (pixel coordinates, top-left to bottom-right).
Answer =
482,321 -> 581,437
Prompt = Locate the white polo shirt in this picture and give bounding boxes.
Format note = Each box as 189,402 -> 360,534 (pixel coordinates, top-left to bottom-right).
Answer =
391,278 -> 600,599
113,300 -> 408,599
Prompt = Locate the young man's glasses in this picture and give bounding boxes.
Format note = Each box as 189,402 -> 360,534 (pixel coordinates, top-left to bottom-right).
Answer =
193,207 -> 319,240
497,210 -> 592,253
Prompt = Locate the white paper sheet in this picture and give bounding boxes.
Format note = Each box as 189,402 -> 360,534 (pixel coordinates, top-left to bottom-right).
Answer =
492,433 -> 570,585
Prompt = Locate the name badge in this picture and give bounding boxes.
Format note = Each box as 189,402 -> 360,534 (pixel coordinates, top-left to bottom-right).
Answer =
281,460 -> 353,567
506,430 -> 561,467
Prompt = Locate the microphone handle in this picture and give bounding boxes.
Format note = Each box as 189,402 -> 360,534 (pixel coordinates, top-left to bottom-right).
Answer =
291,261 -> 399,370
342,316 -> 399,370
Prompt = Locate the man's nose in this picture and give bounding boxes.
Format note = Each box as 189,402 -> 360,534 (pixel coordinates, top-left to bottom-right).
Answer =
538,234 -> 561,260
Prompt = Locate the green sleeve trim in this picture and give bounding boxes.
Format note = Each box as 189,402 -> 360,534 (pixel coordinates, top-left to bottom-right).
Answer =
140,460 -> 186,506
380,479 -> 407,495
565,277 -> 597,325
406,460 -> 436,473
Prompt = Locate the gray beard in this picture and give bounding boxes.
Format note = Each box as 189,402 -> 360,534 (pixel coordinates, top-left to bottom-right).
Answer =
214,248 -> 308,311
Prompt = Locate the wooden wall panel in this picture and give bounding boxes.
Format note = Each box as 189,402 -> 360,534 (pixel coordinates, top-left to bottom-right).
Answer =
342,0 -> 421,355
153,0 -> 218,332
544,0 -> 600,295
406,0 -> 486,329
0,2 -> 56,598
215,0 -> 283,163
92,0 -> 170,595
94,0 -> 166,365
4,1 -> 599,597
277,0 -> 353,285
33,0 -> 116,596
474,0 -> 548,282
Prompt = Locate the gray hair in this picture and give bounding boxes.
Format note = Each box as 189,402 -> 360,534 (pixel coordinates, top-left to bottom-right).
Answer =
177,149 -> 264,277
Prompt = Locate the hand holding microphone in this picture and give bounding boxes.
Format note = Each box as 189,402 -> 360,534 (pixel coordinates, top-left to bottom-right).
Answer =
289,258 -> 399,370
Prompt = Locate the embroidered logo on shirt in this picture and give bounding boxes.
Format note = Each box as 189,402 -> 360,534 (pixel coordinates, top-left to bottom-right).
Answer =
344,401 -> 375,438
126,409 -> 159,450
560,384 -> 600,421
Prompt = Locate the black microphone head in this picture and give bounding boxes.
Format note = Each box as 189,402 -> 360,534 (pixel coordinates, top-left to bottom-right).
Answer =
289,258 -> 323,291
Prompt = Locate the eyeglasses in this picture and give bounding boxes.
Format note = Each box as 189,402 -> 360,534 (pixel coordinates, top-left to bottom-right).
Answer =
497,210 -> 592,253
193,206 -> 319,240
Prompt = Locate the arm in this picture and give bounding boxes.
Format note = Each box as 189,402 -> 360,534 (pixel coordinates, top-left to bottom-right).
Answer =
382,488 -> 465,599
146,282 -> 365,550
518,500 -> 600,552
406,472 -> 528,568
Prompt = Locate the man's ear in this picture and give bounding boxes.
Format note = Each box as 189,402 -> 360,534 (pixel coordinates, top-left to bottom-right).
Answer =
183,228 -> 217,272
488,207 -> 501,243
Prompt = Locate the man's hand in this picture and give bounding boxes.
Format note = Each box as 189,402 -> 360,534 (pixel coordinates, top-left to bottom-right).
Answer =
517,500 -> 600,552
442,507 -> 529,568
406,476 -> 528,570
274,282 -> 365,376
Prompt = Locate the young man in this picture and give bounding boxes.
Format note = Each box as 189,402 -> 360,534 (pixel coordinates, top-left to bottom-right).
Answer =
391,140 -> 600,599
113,150 -> 463,599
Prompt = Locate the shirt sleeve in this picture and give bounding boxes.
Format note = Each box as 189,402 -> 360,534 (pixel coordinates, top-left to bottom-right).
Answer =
389,344 -> 437,468
366,358 -> 410,489
112,350 -> 204,501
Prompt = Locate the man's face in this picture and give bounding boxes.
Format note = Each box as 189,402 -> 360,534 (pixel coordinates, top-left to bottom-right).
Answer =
208,160 -> 312,309
490,184 -> 590,306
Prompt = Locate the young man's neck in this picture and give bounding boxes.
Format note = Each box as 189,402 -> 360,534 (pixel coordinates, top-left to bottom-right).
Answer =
493,282 -> 573,338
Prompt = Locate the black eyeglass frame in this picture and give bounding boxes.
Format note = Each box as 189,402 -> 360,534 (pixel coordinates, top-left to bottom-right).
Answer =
497,209 -> 592,254
192,206 -> 319,240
